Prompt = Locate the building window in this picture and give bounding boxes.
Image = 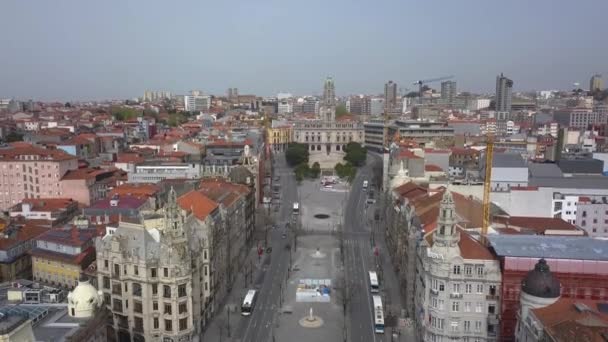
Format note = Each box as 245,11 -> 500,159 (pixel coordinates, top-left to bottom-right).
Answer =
452,283 -> 461,294
152,284 -> 158,295
165,320 -> 173,332
453,265 -> 461,275
134,265 -> 138,276
464,302 -> 471,312
178,284 -> 187,297
179,318 -> 188,331
133,283 -> 142,296
164,303 -> 172,314
464,266 -> 472,276
475,321 -> 482,332
464,320 -> 471,332
582,220 -> 586,226
134,301 -> 143,313
112,299 -> 122,312
179,302 -> 187,314
104,259 -> 108,269
103,277 -> 110,289
151,268 -> 157,278
476,266 -> 484,276
439,283 -> 445,292
452,301 -> 459,312
153,317 -> 159,329
113,264 -> 120,277
451,321 -> 459,332
465,284 -> 472,294
164,268 -> 169,277
153,301 -> 158,311
476,302 -> 483,313
476,284 -> 484,294
163,285 -> 171,298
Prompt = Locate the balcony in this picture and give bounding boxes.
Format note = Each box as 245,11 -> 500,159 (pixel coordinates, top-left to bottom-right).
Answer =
116,315 -> 129,329
486,295 -> 499,301
430,289 -> 439,295
487,314 -> 499,324
450,293 -> 463,299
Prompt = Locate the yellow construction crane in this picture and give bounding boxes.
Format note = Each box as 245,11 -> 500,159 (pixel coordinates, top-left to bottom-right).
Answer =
481,134 -> 494,245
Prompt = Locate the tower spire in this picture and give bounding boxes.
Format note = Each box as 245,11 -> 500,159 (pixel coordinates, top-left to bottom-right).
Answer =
433,187 -> 459,246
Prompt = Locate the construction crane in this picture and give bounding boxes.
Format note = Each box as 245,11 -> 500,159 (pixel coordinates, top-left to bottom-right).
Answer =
481,134 -> 494,246
413,75 -> 454,103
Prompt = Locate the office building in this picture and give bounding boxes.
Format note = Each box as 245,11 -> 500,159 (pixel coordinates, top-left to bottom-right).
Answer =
184,94 -> 211,112
495,73 -> 513,112
590,74 -> 603,92
348,95 -> 371,116
415,190 -> 502,341
441,81 -> 457,106
553,108 -> 607,129
370,97 -> 385,116
385,80 -> 398,112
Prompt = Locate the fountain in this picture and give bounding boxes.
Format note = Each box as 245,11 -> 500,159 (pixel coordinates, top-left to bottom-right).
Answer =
299,307 -> 324,328
311,247 -> 326,259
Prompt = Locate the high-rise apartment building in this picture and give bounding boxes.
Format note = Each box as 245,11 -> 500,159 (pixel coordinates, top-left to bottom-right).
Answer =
384,80 -> 398,112
441,81 -> 457,106
590,74 -> 603,92
184,95 -> 211,112
415,190 -> 502,341
495,73 -> 513,112
0,144 -> 78,210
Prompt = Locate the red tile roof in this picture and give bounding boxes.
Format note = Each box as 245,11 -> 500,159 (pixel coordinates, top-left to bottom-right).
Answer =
425,164 -> 444,172
0,224 -> 48,251
109,183 -> 160,199
496,216 -> 580,233
0,144 -> 76,162
10,198 -> 77,212
35,227 -> 97,247
88,196 -> 147,210
177,191 -> 219,220
531,298 -> 608,342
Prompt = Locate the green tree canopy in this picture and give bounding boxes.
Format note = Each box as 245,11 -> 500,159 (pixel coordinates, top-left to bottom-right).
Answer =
343,142 -> 367,167
335,162 -> 356,183
111,106 -> 140,121
285,143 -> 309,167
310,162 -> 321,178
335,104 -> 349,117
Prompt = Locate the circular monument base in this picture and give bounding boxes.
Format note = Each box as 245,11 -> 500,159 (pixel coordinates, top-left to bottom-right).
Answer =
299,315 -> 324,328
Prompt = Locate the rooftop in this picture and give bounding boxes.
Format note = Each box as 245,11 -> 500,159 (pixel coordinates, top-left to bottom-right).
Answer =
0,144 -> 76,162
531,298 -> 608,341
177,191 -> 219,220
492,153 -> 526,168
87,195 -> 147,210
488,235 -> 608,261
35,228 -> 97,247
10,198 -> 77,213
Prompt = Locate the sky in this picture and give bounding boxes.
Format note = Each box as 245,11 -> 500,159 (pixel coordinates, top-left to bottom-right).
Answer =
0,0 -> 607,101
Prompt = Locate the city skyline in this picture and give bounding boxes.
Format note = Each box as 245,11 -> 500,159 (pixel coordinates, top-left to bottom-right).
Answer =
1,0 -> 607,101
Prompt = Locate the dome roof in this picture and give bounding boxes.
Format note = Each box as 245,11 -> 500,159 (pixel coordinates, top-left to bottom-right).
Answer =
521,259 -> 561,298
67,277 -> 103,318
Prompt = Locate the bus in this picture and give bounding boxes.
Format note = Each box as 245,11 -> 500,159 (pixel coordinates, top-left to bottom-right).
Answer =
293,202 -> 299,215
369,271 -> 379,293
372,295 -> 385,334
241,289 -> 257,316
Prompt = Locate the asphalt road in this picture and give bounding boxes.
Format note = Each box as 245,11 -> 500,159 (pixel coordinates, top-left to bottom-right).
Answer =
343,154 -> 387,342
236,154 -> 297,342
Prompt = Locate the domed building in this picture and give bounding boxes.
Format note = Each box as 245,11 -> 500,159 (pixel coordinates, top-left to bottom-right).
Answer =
67,276 -> 104,318
515,259 -> 561,341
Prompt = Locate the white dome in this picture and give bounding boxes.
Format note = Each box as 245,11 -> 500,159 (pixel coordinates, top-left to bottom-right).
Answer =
67,279 -> 103,318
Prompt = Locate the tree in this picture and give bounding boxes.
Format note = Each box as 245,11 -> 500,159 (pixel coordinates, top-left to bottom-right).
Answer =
343,142 -> 367,167
111,106 -> 140,121
285,143 -> 309,167
335,104 -> 349,118
295,163 -> 311,181
310,162 -> 321,178
335,162 -> 356,183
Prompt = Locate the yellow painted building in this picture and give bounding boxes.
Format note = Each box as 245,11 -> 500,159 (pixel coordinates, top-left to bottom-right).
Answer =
267,124 -> 293,152
31,228 -> 97,289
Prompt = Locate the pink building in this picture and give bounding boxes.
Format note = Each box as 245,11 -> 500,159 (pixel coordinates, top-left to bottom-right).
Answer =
0,143 -> 78,210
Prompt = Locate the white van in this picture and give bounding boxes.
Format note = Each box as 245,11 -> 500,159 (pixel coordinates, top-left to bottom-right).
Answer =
363,180 -> 369,190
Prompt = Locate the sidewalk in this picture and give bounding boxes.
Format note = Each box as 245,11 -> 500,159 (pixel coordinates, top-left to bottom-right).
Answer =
201,244 -> 269,341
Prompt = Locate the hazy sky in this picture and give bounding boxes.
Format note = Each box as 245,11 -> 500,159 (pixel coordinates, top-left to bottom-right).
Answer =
1,0 -> 607,101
